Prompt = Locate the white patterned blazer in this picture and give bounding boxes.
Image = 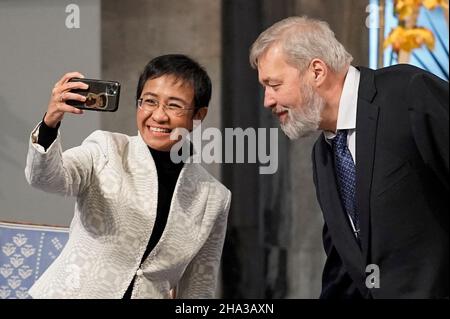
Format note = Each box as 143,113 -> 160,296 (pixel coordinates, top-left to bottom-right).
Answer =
24,124 -> 231,299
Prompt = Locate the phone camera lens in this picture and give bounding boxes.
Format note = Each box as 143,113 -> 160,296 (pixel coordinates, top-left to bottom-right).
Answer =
107,84 -> 118,95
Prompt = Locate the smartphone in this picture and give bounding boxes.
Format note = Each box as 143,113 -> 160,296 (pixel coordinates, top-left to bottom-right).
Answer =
67,78 -> 120,112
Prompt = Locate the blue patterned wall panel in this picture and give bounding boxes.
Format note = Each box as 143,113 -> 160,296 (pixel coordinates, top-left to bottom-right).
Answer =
0,221 -> 68,299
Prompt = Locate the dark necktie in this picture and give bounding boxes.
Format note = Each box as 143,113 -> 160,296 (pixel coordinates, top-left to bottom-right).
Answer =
332,130 -> 360,238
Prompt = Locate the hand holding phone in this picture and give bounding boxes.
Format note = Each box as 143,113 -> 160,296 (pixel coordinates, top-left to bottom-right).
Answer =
44,73 -> 121,128
67,78 -> 120,112
44,72 -> 88,128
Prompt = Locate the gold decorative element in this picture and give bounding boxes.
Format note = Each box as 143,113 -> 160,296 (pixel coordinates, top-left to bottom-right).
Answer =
384,26 -> 435,53
395,0 -> 422,20
384,0 -> 448,63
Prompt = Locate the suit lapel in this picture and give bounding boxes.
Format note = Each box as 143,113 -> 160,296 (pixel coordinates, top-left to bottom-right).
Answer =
171,162 -> 210,224
169,142 -> 211,230
144,157 -> 211,262
355,67 -> 379,264
131,133 -> 159,218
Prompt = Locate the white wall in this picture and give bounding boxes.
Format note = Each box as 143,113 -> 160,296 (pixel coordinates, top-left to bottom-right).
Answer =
0,0 -> 101,225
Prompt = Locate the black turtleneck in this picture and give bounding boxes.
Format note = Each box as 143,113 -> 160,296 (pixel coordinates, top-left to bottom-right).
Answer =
143,147 -> 184,257
36,119 -> 184,299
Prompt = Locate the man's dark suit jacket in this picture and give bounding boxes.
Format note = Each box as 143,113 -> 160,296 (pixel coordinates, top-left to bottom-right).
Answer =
312,64 -> 449,299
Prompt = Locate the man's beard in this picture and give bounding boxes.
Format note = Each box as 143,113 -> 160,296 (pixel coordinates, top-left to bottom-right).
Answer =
279,82 -> 325,140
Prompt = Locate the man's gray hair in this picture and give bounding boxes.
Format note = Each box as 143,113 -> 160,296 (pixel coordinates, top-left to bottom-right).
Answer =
249,16 -> 353,73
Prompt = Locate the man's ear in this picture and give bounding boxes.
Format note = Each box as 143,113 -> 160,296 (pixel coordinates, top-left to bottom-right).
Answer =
193,107 -> 208,121
309,58 -> 327,87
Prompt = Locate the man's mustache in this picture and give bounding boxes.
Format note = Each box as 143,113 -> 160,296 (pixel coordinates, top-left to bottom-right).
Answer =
272,105 -> 290,115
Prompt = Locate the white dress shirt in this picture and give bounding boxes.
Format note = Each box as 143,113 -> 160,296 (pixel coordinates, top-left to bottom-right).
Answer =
323,66 -> 361,236
324,65 -> 360,164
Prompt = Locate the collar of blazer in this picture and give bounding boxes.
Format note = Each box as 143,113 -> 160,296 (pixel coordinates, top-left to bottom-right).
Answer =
129,132 -> 213,261
355,66 -> 377,102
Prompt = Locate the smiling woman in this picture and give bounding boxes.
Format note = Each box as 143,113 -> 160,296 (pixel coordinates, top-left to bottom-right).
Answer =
135,55 -> 210,151
136,74 -> 206,151
24,54 -> 231,299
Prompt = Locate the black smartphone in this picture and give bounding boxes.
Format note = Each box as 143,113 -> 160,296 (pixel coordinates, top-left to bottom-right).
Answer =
67,78 -> 120,112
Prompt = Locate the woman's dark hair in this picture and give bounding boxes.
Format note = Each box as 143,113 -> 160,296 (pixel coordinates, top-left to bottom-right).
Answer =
136,54 -> 212,110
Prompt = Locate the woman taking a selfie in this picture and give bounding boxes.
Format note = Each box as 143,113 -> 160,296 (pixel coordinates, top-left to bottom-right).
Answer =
24,54 -> 231,299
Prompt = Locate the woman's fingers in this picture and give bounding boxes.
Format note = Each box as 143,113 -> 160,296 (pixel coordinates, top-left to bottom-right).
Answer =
55,72 -> 85,87
52,81 -> 88,104
63,105 -> 84,115
45,72 -> 87,127
59,80 -> 89,93
56,102 -> 84,114
61,92 -> 87,103
56,92 -> 85,114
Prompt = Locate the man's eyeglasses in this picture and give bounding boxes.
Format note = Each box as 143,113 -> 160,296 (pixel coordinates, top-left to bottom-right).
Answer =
137,97 -> 195,117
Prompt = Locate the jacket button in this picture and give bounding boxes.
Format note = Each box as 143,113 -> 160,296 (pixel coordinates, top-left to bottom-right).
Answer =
136,269 -> 143,276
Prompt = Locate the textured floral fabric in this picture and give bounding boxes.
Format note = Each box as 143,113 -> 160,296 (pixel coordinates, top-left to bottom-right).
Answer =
24,124 -> 231,299
0,221 -> 68,299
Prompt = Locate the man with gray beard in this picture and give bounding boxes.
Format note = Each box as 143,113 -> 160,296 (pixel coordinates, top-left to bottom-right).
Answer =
250,16 -> 448,299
